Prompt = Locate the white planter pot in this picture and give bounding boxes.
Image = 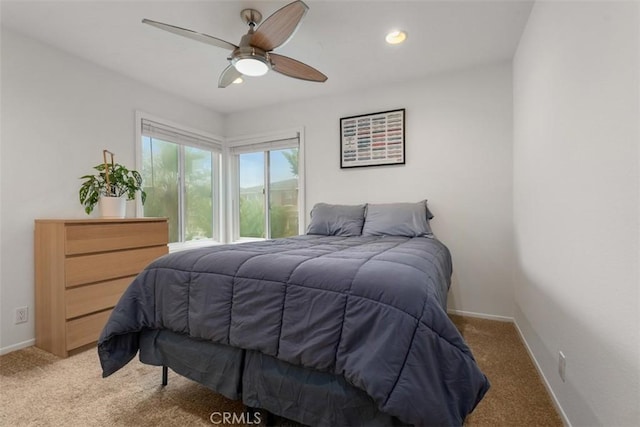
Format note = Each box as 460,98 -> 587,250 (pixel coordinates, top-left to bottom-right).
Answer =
99,196 -> 126,218
125,199 -> 144,218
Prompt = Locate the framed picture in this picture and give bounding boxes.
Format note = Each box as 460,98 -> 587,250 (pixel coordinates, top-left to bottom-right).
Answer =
340,109 -> 405,168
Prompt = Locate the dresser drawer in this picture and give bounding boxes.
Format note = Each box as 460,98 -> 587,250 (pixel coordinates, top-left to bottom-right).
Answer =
66,309 -> 112,351
66,277 -> 132,319
65,245 -> 167,287
65,221 -> 168,255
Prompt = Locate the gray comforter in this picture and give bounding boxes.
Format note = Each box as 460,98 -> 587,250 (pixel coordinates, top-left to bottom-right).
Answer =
98,235 -> 489,426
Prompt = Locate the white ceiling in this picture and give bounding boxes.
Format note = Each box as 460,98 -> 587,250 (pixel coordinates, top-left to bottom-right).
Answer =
1,0 -> 534,114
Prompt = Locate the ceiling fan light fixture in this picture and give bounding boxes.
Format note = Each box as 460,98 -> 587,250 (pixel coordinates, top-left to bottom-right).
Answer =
234,57 -> 269,76
385,30 -> 407,45
144,1 -> 327,87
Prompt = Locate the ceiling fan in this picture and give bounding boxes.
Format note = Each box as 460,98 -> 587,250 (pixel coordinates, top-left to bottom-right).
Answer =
142,0 -> 327,88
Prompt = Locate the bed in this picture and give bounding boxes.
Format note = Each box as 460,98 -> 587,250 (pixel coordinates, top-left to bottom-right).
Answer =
98,201 -> 489,426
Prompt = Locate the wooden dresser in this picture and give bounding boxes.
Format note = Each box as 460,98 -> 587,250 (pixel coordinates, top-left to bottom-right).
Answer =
34,218 -> 168,357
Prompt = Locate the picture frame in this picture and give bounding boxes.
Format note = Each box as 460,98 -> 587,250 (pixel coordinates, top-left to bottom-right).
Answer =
340,108 -> 405,168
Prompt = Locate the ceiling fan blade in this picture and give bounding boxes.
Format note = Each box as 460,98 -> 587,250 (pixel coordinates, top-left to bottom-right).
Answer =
270,53 -> 327,82
142,19 -> 238,51
251,0 -> 308,51
218,65 -> 243,88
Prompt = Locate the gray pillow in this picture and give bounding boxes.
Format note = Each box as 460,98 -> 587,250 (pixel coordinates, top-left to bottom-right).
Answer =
362,201 -> 433,237
306,203 -> 366,236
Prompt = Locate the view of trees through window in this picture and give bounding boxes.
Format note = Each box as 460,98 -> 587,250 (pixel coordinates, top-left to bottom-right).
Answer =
239,148 -> 299,239
141,136 -> 215,243
141,133 -> 298,243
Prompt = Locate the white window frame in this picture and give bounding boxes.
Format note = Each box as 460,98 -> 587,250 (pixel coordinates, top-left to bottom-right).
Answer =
226,128 -> 306,242
135,111 -> 225,251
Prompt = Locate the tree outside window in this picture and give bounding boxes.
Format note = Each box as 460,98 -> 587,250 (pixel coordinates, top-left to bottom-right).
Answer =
142,136 -> 217,244
239,148 -> 299,239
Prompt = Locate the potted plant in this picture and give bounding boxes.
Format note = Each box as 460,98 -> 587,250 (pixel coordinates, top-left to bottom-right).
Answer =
79,150 -> 146,218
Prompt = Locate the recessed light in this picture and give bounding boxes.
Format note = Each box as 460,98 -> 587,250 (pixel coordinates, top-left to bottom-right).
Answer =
232,77 -> 243,84
385,30 -> 407,45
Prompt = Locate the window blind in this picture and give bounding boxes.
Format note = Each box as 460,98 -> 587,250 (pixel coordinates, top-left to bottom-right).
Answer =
228,136 -> 299,154
141,119 -> 223,152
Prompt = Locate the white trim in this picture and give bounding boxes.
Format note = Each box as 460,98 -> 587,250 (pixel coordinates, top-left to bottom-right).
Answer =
264,151 -> 271,236
0,338 -> 35,355
168,239 -> 221,253
447,309 -> 513,322
513,320 -> 572,427
215,147 -> 225,243
227,151 -> 239,243
297,128 -> 307,234
134,111 -> 144,216
234,237 -> 266,243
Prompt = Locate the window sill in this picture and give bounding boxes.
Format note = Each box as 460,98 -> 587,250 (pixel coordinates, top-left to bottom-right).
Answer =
168,239 -> 222,253
233,237 -> 267,243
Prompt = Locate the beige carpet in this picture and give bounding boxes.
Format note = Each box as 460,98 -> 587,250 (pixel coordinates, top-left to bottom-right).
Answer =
0,315 -> 562,426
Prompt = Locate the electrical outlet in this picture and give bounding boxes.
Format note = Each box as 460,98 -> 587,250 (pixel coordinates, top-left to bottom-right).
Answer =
558,351 -> 566,382
15,307 -> 28,324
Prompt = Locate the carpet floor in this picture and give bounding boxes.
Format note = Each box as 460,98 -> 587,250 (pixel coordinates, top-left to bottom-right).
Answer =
0,315 -> 562,426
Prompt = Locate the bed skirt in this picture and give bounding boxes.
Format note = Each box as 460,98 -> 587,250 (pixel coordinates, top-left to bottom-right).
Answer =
139,329 -> 407,426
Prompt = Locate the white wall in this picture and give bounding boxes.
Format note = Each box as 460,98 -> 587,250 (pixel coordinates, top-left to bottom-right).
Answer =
225,63 -> 515,319
513,2 -> 639,426
0,28 -> 224,353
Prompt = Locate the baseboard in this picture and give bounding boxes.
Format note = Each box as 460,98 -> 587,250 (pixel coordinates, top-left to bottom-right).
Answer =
512,320 -> 572,427
0,338 -> 35,355
447,309 -> 513,323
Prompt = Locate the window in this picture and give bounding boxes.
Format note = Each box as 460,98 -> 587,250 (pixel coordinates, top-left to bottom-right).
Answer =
138,116 -> 222,247
230,133 -> 303,241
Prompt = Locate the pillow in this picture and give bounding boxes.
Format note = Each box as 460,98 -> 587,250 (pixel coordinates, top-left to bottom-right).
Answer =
306,203 -> 366,236
362,201 -> 433,237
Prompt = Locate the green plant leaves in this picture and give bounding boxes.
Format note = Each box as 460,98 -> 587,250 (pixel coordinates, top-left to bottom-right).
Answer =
78,162 -> 146,215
